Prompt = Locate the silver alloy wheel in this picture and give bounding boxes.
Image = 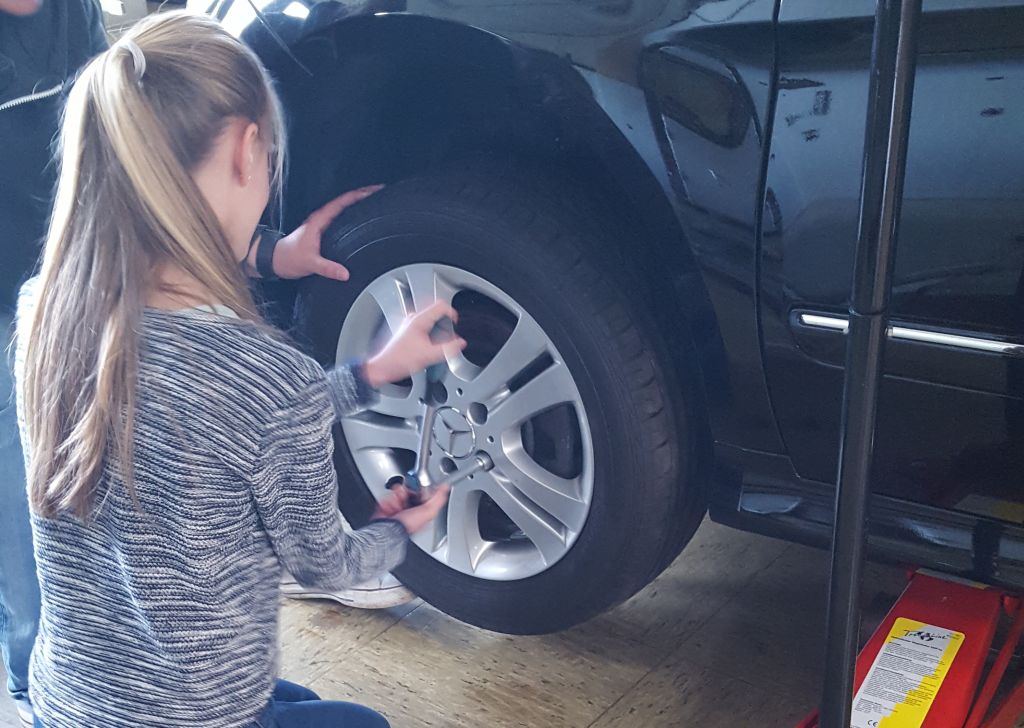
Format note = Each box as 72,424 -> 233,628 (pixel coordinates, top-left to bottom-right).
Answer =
336,263 -> 595,580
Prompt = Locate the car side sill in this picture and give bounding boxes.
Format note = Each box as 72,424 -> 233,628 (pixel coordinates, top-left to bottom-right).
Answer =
709,442 -> 1024,590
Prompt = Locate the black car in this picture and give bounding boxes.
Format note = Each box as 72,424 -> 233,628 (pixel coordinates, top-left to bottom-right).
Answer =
197,0 -> 1024,635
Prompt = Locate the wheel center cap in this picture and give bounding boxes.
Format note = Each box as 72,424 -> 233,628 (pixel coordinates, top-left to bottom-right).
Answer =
432,406 -> 477,459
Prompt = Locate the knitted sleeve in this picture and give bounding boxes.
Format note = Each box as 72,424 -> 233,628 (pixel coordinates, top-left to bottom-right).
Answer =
251,375 -> 406,590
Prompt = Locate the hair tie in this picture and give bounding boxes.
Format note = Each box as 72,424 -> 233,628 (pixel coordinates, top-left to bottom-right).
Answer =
119,39 -> 146,84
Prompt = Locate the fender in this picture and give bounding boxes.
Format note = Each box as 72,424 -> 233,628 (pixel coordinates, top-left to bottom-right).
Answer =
194,0 -> 782,457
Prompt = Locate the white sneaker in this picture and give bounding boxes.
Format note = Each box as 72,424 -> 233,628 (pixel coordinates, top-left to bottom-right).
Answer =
280,572 -> 416,610
14,698 -> 33,727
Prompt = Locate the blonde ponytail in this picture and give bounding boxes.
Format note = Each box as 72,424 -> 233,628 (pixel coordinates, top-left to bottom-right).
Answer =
21,12 -> 286,518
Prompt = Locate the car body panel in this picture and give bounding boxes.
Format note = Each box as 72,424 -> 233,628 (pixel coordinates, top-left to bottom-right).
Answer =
641,1 -> 784,452
760,0 -> 1024,508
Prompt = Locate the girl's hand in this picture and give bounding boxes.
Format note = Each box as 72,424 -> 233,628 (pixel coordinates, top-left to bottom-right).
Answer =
371,485 -> 451,535
270,185 -> 384,281
371,485 -> 412,520
363,302 -> 468,388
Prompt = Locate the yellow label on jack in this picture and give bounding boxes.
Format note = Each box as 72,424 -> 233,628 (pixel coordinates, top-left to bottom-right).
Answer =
849,617 -> 964,728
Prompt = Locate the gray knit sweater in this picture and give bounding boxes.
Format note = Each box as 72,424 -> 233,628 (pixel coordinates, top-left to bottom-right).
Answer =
14,295 -> 409,728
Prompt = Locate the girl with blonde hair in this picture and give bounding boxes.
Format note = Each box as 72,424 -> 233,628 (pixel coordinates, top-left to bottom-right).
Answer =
14,11 -> 460,727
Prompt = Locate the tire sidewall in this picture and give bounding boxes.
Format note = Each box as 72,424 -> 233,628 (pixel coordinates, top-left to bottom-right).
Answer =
297,205 -> 671,633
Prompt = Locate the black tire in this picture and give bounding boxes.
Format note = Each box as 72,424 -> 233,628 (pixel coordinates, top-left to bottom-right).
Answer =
294,165 -> 705,634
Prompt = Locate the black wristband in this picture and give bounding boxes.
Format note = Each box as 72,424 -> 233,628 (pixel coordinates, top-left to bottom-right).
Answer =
255,226 -> 285,280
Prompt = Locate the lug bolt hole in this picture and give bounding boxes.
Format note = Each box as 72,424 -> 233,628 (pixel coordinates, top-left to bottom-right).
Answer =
487,435 -> 495,444
430,382 -> 449,405
440,457 -> 457,474
469,402 -> 488,425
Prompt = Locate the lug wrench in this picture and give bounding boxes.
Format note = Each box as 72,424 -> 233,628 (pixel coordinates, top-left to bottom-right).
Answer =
386,316 -> 492,500
387,451 -> 494,500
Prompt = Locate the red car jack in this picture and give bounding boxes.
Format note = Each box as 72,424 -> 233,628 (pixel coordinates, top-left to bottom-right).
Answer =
799,571 -> 1024,727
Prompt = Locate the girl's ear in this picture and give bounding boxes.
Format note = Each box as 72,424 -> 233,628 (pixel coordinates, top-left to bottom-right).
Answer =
235,121 -> 261,185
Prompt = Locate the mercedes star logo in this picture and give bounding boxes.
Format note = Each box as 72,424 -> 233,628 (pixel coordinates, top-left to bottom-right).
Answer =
432,407 -> 477,459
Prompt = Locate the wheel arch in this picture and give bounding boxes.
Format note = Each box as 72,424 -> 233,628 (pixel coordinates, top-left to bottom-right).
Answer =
273,12 -> 725,460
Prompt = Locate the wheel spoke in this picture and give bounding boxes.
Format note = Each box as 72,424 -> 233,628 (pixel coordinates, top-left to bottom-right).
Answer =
491,447 -> 589,534
368,389 -> 423,420
485,361 -> 576,433
366,275 -> 410,334
481,473 -> 567,566
342,416 -> 421,454
463,315 -> 549,404
410,506 -> 445,555
444,488 -> 484,573
404,265 -> 457,312
446,352 -> 482,386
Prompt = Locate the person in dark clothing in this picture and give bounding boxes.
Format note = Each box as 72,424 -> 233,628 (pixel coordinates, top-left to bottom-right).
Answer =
0,0 -> 108,307
1,3 -> 107,723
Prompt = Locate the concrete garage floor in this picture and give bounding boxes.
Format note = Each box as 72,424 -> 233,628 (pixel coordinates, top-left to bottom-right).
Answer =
0,520 -> 911,728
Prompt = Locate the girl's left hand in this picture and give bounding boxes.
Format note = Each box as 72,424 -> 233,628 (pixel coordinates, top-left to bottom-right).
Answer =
372,484 -> 451,535
363,302 -> 468,388
270,185 -> 384,280
372,485 -> 412,520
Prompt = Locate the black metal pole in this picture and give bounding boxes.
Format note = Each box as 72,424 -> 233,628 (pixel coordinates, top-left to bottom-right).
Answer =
819,1 -> 922,726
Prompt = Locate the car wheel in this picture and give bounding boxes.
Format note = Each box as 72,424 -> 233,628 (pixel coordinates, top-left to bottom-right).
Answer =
294,166 -> 705,634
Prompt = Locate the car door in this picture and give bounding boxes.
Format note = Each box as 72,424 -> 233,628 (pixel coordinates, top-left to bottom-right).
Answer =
759,0 -> 1024,518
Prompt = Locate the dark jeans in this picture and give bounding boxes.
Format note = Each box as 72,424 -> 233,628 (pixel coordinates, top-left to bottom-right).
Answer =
34,680 -> 389,728
1,312 -> 41,712
250,680 -> 390,728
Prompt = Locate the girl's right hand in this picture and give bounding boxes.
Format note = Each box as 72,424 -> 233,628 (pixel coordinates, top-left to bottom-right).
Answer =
362,302 -> 467,388
372,484 -> 451,535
